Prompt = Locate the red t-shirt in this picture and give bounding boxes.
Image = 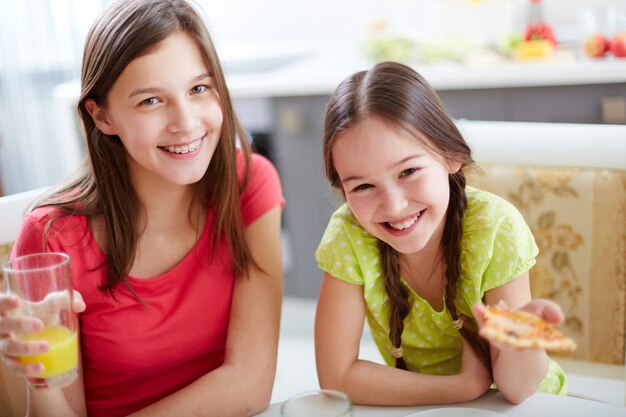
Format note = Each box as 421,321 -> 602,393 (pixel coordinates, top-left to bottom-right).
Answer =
11,151 -> 284,417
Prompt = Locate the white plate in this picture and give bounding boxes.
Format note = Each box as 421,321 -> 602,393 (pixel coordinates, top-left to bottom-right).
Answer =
405,408 -> 507,417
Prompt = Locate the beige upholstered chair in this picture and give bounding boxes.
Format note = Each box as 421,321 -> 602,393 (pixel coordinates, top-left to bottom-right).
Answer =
0,187 -> 47,417
458,120 -> 626,405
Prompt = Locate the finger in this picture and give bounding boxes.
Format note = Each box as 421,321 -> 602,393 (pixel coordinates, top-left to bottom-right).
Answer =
471,303 -> 486,327
42,291 -> 73,314
21,291 -> 71,322
0,337 -> 49,357
521,299 -> 564,324
3,355 -> 45,377
538,300 -> 564,324
0,293 -> 19,312
0,315 -> 44,334
72,291 -> 86,313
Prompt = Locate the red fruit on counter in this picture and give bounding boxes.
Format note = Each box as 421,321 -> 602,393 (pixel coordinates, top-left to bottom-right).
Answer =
584,34 -> 609,58
609,33 -> 626,58
525,23 -> 557,45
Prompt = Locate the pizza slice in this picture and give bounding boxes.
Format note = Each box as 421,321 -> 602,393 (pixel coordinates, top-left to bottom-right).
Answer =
478,305 -> 577,352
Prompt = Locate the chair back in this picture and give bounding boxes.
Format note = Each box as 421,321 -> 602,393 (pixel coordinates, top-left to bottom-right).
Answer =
457,120 -> 626,404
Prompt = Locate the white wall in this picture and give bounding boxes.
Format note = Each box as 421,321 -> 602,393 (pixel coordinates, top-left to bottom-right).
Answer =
2,0 -> 626,195
201,0 -> 626,48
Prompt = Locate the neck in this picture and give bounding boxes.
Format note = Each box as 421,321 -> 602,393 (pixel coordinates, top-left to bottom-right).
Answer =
398,214 -> 447,283
132,175 -> 200,234
399,243 -> 443,284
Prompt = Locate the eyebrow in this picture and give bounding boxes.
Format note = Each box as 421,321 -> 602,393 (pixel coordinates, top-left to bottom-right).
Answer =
340,154 -> 426,184
128,73 -> 211,99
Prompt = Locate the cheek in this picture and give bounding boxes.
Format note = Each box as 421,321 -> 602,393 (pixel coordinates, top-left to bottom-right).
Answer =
416,171 -> 450,199
118,111 -> 158,134
207,101 -> 224,129
345,196 -> 374,228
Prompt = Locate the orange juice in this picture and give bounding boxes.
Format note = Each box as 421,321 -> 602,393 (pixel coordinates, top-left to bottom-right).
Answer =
20,325 -> 78,378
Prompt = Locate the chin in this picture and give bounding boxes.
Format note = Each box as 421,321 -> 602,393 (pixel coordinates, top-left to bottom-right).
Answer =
375,237 -> 422,254
169,171 -> 207,186
391,243 -> 425,255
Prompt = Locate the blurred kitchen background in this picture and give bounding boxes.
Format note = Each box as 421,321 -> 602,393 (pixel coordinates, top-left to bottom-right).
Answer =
1,0 -> 625,297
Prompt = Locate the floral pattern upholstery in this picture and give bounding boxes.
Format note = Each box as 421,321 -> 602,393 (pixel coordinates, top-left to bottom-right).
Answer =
0,243 -> 11,291
468,165 -> 626,365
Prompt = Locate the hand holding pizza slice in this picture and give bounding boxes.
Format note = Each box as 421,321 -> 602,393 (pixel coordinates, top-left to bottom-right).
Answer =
473,300 -> 577,353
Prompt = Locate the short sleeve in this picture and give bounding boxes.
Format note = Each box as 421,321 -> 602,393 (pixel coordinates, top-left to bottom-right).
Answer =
11,213 -> 48,257
481,207 -> 538,292
315,204 -> 377,285
238,151 -> 285,226
460,188 -> 539,295
11,208 -> 92,259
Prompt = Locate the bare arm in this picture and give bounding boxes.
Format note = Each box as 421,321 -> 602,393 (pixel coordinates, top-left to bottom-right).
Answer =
127,206 -> 283,417
314,273 -> 492,406
478,272 -> 556,404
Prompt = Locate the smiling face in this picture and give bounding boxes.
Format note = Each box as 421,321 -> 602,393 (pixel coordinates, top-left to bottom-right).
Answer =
333,117 -> 460,255
86,31 -> 223,190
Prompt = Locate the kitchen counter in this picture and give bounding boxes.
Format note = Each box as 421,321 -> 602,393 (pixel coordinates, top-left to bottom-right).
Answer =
222,43 -> 626,99
54,43 -> 626,101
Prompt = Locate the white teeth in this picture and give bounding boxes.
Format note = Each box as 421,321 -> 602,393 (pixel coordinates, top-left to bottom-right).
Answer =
163,138 -> 202,154
388,214 -> 420,230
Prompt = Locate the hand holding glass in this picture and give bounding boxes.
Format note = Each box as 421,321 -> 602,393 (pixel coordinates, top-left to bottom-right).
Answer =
2,252 -> 78,390
281,390 -> 352,417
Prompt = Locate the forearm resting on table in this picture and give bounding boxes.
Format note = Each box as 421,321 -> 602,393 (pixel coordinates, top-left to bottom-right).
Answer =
491,347 -> 549,404
128,360 -> 275,417
320,359 -> 487,406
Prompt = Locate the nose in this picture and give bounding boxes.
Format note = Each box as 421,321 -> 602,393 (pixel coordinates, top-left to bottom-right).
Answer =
167,99 -> 199,134
380,185 -> 408,217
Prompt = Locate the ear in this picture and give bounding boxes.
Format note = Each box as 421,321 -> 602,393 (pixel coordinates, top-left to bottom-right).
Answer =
85,99 -> 116,135
447,159 -> 463,174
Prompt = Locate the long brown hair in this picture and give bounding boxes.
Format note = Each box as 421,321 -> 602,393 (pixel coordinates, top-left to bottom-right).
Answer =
37,0 -> 253,297
322,61 -> 490,369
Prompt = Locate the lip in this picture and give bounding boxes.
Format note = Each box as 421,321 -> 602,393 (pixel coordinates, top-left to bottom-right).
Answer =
158,135 -> 205,159
158,135 -> 205,148
380,209 -> 425,236
386,212 -> 421,224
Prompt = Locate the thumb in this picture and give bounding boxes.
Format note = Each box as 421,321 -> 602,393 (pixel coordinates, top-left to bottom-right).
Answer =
471,303 -> 486,327
72,291 -> 86,313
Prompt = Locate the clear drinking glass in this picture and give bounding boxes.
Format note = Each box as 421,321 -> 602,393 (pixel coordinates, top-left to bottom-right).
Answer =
280,389 -> 352,417
2,252 -> 79,390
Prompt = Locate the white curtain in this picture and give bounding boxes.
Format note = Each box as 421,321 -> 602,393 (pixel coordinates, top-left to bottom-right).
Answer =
0,0 -> 109,195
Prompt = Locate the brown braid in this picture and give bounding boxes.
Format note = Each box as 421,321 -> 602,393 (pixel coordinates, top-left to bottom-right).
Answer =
379,241 -> 410,369
443,173 -> 492,370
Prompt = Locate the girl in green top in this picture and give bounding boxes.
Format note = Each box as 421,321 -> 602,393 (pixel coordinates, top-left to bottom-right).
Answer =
314,61 -> 566,406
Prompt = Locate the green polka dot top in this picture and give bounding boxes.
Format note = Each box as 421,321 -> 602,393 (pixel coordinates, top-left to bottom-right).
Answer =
315,186 -> 566,395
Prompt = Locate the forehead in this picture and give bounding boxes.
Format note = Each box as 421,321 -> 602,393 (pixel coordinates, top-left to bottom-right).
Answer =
333,118 -> 432,164
113,31 -> 210,88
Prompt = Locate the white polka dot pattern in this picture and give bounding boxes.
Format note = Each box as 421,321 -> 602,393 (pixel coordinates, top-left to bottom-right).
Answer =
315,186 -> 565,394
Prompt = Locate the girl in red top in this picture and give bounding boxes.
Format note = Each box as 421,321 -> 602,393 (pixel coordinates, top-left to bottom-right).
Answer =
0,1 -> 284,416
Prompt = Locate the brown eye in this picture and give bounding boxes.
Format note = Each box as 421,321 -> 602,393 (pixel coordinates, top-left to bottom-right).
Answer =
191,85 -> 208,94
141,97 -> 160,105
352,183 -> 373,192
400,168 -> 418,177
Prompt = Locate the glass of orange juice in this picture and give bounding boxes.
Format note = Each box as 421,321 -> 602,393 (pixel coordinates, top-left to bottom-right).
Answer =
3,252 -> 78,390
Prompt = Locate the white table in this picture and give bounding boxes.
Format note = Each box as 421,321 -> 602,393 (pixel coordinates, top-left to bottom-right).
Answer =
255,390 -> 626,417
